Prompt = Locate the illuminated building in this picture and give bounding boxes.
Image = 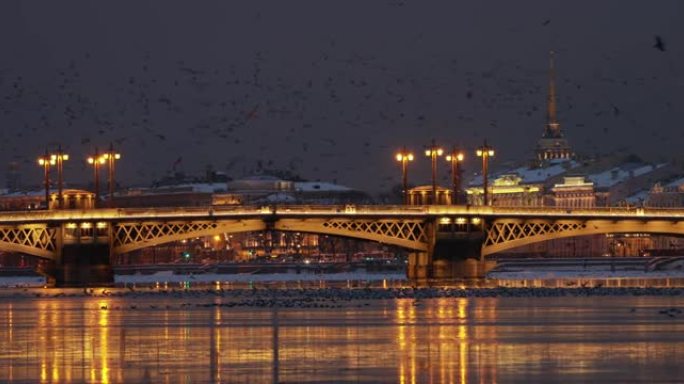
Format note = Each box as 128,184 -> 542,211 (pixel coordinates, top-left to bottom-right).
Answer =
0,189 -> 95,210
407,185 -> 452,205
645,177 -> 684,208
550,176 -> 595,208
466,174 -> 543,207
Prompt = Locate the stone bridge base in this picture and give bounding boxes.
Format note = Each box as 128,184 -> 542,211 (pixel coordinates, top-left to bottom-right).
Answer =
408,232 -> 495,279
49,244 -> 114,287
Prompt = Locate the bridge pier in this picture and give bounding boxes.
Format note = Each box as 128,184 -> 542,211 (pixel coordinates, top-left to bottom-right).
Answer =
407,252 -> 431,279
408,222 -> 496,279
51,243 -> 114,287
432,232 -> 495,279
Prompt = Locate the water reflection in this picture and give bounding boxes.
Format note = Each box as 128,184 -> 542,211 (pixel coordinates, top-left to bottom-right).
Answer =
1,295 -> 684,382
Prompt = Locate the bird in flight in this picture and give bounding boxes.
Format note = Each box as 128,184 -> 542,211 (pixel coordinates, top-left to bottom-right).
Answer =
653,35 -> 666,52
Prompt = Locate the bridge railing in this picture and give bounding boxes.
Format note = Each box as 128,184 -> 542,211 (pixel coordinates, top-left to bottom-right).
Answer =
4,204 -> 684,224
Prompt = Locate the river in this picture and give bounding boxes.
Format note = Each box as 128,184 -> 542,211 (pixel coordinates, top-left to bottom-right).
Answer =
1,291 -> 683,383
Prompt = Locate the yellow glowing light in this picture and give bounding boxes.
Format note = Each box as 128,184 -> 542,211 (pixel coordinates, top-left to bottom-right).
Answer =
471,217 -> 481,224
213,235 -> 221,241
439,217 -> 451,224
447,152 -> 464,162
456,217 -> 467,224
396,154 -> 403,161
476,149 -> 483,156
407,154 -> 414,161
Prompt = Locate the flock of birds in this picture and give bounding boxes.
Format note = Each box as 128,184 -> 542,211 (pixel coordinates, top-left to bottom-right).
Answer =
14,284 -> 684,315
0,25 -> 677,193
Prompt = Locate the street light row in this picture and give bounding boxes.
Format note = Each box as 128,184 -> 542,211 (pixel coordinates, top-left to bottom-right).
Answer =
37,144 -> 121,209
395,139 -> 495,205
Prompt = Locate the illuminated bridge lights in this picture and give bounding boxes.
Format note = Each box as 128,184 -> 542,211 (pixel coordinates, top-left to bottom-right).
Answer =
5,205 -> 684,261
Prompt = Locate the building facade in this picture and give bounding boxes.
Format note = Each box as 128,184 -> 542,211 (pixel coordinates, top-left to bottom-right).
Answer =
550,176 -> 596,208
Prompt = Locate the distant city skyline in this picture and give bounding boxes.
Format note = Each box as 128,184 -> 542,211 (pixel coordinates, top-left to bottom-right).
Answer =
1,1 -> 682,193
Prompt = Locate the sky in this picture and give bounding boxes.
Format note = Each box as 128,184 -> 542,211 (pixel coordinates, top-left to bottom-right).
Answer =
0,1 -> 682,194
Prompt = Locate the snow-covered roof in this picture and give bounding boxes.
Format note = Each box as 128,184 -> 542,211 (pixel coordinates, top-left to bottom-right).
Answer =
510,161 -> 579,184
665,176 -> 684,188
1,189 -> 93,198
241,175 -> 283,182
625,190 -> 649,205
263,192 -> 297,203
131,183 -> 226,195
179,183 -> 227,193
294,182 -> 352,192
470,160 -> 579,186
1,189 -> 44,198
586,163 -> 667,188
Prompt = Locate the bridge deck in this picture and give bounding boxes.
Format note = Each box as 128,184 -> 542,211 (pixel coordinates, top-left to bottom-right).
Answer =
1,205 -> 684,224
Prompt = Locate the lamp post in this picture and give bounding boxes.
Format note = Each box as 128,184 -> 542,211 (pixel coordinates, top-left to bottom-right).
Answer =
87,148 -> 106,208
37,150 -> 56,209
476,140 -> 495,206
445,147 -> 464,205
103,143 -> 121,207
424,140 -> 443,205
53,146 -> 69,209
395,147 -> 414,205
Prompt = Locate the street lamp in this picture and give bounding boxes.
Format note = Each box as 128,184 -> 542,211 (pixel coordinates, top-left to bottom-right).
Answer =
87,148 -> 106,208
53,146 -> 69,209
445,147 -> 465,205
102,143 -> 121,207
37,150 -> 56,209
395,147 -> 414,205
424,139 -> 443,205
476,140 -> 495,206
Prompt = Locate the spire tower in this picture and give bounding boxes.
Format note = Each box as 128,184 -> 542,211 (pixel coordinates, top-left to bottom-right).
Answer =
545,50 -> 560,138
536,50 -> 572,163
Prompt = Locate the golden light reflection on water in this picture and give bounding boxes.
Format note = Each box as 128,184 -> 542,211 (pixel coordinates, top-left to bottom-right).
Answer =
1,294 -> 684,383
98,300 -> 110,384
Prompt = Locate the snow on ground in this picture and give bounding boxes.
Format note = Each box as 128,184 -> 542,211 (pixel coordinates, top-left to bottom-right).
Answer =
0,276 -> 46,287
488,269 -> 684,280
115,270 -> 406,284
0,270 -> 406,288
4,266 -> 684,288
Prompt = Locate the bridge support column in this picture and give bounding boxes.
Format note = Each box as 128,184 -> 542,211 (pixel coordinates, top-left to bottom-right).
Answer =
407,252 -> 432,279
432,258 -> 496,279
429,232 -> 495,279
53,244 -> 114,287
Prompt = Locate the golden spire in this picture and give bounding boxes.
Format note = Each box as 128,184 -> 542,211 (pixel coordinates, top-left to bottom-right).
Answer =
545,50 -> 561,138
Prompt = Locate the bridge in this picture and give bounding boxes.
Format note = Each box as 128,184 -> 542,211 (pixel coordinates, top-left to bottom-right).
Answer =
2,204 -> 684,286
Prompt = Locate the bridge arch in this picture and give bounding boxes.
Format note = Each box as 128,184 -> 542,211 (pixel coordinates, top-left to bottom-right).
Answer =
112,219 -> 267,255
112,217 -> 430,255
0,225 -> 58,260
274,218 -> 429,251
482,219 -> 684,256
